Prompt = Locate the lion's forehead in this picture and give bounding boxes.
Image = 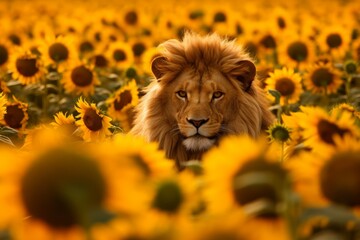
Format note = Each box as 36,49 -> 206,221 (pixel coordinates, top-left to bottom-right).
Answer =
176,68 -> 232,94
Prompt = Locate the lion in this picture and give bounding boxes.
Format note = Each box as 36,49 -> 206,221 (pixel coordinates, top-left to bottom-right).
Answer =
130,32 -> 274,169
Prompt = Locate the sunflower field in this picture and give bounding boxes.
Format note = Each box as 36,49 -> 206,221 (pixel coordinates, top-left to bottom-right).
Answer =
1,0 -> 360,239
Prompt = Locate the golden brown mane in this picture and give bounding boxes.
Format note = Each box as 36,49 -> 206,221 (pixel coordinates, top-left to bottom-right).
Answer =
130,32 -> 274,169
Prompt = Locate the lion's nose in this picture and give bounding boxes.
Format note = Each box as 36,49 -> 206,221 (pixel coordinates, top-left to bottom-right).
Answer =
187,118 -> 209,128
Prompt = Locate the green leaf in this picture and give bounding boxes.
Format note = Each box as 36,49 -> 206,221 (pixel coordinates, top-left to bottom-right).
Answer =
268,89 -> 281,105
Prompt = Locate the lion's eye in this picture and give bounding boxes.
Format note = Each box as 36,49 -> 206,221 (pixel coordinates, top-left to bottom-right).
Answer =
176,90 -> 187,99
212,91 -> 224,99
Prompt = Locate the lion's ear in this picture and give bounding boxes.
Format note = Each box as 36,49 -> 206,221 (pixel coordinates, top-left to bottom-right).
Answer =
232,60 -> 256,91
151,56 -> 168,81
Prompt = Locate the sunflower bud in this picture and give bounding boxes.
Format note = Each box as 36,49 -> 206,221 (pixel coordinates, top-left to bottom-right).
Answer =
344,60 -> 358,75
267,123 -> 291,143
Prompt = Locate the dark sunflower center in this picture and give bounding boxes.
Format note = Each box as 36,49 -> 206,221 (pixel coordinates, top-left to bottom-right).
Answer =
4,104 -> 25,129
317,119 -> 349,145
15,58 -> 39,77
287,41 -> 308,62
79,41 -> 94,53
275,77 -> 296,96
320,150 -> 360,206
71,66 -> 93,87
8,34 -> 21,46
83,108 -> 103,131
232,159 -> 287,218
114,90 -> 132,111
0,44 -> 9,66
311,68 -> 334,87
260,35 -> 277,49
326,33 -> 342,49
344,62 -> 357,74
189,10 -> 204,20
124,10 -> 138,25
49,43 -> 69,62
277,17 -> 286,29
213,12 -> 227,23
20,147 -> 106,229
113,49 -> 127,62
153,181 -> 183,213
132,43 -> 146,57
236,23 -> 243,35
94,55 -> 108,68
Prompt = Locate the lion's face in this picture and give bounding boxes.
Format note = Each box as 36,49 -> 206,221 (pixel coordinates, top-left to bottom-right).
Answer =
164,68 -> 238,151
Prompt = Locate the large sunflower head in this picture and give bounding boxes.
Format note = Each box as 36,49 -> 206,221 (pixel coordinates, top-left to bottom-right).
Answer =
278,34 -> 315,70
1,96 -> 29,131
62,61 -> 100,96
75,97 -> 113,142
107,80 -> 138,132
318,25 -> 350,59
203,135 -> 290,218
39,35 -> 77,72
303,62 -> 343,94
8,48 -> 45,85
265,67 -> 303,105
106,41 -> 134,69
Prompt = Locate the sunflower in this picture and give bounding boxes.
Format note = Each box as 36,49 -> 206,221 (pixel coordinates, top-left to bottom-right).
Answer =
107,80 -> 138,132
0,93 -> 7,121
75,97 -> 112,142
38,35 -> 77,72
202,135 -> 289,218
318,24 -> 351,60
278,35 -> 315,70
106,41 -> 134,69
265,67 -> 303,105
130,39 -> 151,64
303,62 -> 343,94
297,106 -> 359,152
1,97 -> 29,131
8,48 -> 45,85
62,61 -> 100,96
